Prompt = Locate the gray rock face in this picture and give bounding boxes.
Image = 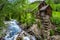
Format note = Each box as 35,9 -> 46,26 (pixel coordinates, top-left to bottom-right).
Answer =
16,30 -> 36,40
51,35 -> 60,40
27,24 -> 41,40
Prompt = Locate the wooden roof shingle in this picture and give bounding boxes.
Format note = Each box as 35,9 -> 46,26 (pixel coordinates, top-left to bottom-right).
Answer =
40,5 -> 52,11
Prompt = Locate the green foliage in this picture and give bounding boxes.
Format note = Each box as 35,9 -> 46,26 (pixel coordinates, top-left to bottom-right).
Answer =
51,11 -> 60,25
28,1 -> 40,11
56,4 -> 60,11
51,11 -> 60,33
50,29 -> 55,36
54,0 -> 60,4
0,0 -> 39,26
50,4 -> 60,11
21,13 -> 35,26
46,0 -> 54,4
56,27 -> 60,32
52,17 -> 60,25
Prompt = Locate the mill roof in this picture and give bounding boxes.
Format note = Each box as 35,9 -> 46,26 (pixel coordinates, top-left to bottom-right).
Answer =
40,5 -> 52,11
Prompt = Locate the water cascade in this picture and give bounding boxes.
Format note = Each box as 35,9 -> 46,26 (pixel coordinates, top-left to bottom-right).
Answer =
4,19 -> 36,40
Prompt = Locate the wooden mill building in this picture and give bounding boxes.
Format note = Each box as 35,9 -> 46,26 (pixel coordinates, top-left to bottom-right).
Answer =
37,1 -> 53,40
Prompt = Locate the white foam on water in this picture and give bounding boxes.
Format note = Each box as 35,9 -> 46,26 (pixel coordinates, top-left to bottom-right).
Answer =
4,20 -> 22,40
23,36 -> 30,40
4,19 -> 36,40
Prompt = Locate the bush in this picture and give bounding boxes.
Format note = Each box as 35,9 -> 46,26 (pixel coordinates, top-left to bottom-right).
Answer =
50,29 -> 55,36
51,11 -> 60,25
50,11 -> 60,33
20,13 -> 35,26
56,4 -> 60,11
56,27 -> 60,32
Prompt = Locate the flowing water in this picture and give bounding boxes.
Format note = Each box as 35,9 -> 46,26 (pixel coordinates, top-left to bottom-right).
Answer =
4,19 -> 36,40
4,20 -> 22,40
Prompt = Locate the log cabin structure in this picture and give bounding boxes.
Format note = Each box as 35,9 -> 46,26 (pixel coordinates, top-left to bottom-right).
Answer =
39,5 -> 52,40
37,1 -> 53,40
